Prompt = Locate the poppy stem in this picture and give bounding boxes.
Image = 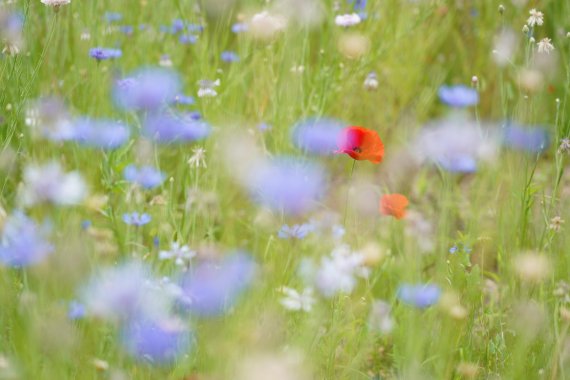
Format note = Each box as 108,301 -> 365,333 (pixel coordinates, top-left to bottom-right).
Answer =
343,160 -> 357,226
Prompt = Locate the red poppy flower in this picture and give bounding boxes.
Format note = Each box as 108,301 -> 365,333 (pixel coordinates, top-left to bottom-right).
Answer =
380,193 -> 409,219
337,126 -> 384,164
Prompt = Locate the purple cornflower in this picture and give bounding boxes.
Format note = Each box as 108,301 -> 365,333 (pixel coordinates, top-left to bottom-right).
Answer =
397,283 -> 441,308
278,223 -> 314,239
186,24 -> 204,33
68,301 -> 86,320
179,34 -> 198,44
247,157 -> 327,215
124,165 -> 165,189
221,51 -> 240,62
121,317 -> 192,364
257,122 -> 272,132
113,67 -> 181,111
502,124 -> 550,153
120,25 -> 134,35
0,212 -> 53,268
171,19 -> 185,34
179,252 -> 256,317
123,212 -> 151,226
143,112 -> 211,144
438,85 -> 479,107
89,47 -> 122,61
291,117 -> 344,155
348,0 -> 367,10
72,118 -> 130,149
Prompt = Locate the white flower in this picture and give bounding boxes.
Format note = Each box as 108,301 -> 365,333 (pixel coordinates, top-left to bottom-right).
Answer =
537,37 -> 555,54
19,161 -> 87,207
248,10 -> 288,40
159,242 -> 196,266
363,72 -> 378,91
187,147 -> 207,168
279,287 -> 315,312
526,9 -> 544,27
334,13 -> 361,27
314,245 -> 368,298
368,300 -> 395,335
40,0 -> 71,7
197,79 -> 220,98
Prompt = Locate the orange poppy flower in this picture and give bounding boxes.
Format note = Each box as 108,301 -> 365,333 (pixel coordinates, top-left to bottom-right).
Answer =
380,193 -> 409,219
337,126 -> 384,164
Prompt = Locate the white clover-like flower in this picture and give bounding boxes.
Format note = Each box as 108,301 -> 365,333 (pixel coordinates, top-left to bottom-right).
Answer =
526,9 -> 544,27
40,0 -> 71,7
159,242 -> 196,266
334,13 -> 361,27
188,147 -> 207,168
314,245 -> 368,298
537,37 -> 555,54
279,287 -> 316,312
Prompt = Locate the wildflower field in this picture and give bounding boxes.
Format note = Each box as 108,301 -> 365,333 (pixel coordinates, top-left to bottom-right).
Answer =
1,0 -> 570,378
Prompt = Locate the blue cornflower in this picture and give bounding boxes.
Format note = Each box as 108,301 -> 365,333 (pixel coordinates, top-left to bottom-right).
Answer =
186,24 -> 204,33
397,283 -> 441,308
0,212 -> 53,268
278,223 -> 314,239
291,117 -> 344,155
81,220 -> 92,230
120,25 -> 134,35
68,301 -> 86,320
179,34 -> 198,44
438,85 -> 479,107
257,122 -> 272,132
72,118 -> 130,149
124,165 -> 165,189
104,12 -> 123,23
502,124 -> 550,153
171,19 -> 185,34
121,317 -> 193,364
449,245 -> 458,254
113,67 -> 181,111
143,112 -> 211,144
221,51 -> 240,63
348,0 -> 367,10
123,212 -> 151,226
171,94 -> 195,106
89,47 -> 122,61
231,23 -> 248,33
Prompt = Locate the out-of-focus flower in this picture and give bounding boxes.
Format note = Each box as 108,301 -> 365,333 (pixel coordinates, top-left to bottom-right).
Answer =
67,301 -> 86,320
124,165 -> 164,189
158,54 -> 173,67
380,193 -> 409,219
237,352 -> 311,380
24,97 -> 75,141
0,212 -> 53,267
19,161 -> 87,207
412,116 -> 498,173
315,245 -> 368,298
247,157 -> 327,215
113,68 -> 181,111
72,118 -> 130,149
121,317 -> 192,364
492,28 -> 518,66
232,22 -> 248,33
279,287 -> 315,312
248,11 -> 287,41
438,85 -> 479,107
397,283 -> 441,308
537,38 -> 555,54
40,0 -> 70,7
502,123 -> 550,153
513,253 -> 551,283
337,32 -> 370,59
274,0 -> 324,28
197,79 -> 220,98
405,211 -> 434,253
368,300 -> 394,334
122,212 -> 151,226
1,11 -> 24,56
221,50 -> 240,62
292,117 -> 344,155
187,147 -> 207,168
558,138 -> 570,154
335,13 -> 361,27
363,71 -> 378,90
171,94 -> 195,106
143,112 -> 211,144
179,34 -> 198,44
278,223 -> 314,239
80,261 -> 173,321
549,216 -> 564,232
104,12 -> 122,23
179,252 -> 256,317
336,126 -> 384,164
526,9 -> 544,27
159,242 -> 196,266
89,47 -> 122,61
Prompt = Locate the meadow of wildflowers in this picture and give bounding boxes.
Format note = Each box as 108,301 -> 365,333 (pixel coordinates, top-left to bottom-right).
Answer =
1,0 -> 570,379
